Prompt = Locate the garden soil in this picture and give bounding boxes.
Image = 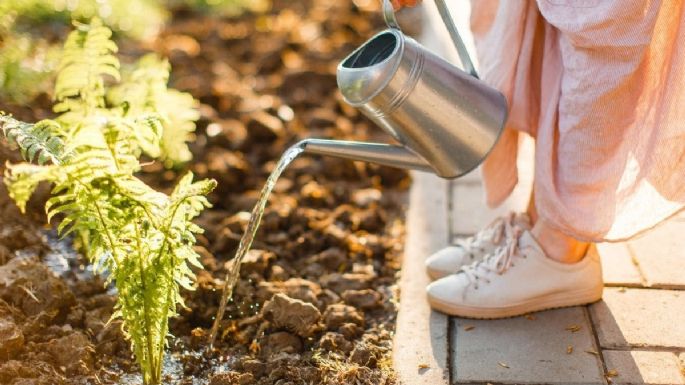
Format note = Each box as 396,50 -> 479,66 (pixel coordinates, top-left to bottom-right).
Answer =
0,1 -> 419,384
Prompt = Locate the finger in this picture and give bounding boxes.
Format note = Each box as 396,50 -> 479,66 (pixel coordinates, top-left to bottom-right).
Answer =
391,0 -> 401,10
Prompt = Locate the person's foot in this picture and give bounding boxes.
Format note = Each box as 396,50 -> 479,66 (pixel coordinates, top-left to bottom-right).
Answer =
426,231 -> 603,318
425,213 -> 531,280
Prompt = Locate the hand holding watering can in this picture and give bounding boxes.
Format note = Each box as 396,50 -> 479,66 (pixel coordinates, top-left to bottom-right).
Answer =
391,0 -> 421,10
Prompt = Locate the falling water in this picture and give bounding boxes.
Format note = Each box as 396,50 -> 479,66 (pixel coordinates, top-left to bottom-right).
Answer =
208,140 -> 308,346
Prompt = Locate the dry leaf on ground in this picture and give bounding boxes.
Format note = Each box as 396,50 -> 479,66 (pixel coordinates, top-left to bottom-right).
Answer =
565,324 -> 582,333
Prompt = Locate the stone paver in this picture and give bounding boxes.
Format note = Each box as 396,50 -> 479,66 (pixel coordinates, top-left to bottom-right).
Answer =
590,288 -> 685,349
596,242 -> 644,287
628,220 -> 685,289
393,172 -> 450,385
451,307 -> 604,384
602,350 -> 685,385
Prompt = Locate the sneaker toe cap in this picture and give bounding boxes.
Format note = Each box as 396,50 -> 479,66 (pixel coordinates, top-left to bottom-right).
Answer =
425,246 -> 466,279
426,273 -> 469,304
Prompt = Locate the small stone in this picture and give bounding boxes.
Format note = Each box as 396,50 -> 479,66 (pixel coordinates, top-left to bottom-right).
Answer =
320,273 -> 372,294
310,248 -> 346,270
318,332 -> 353,354
269,265 -> 289,281
256,278 -> 322,305
241,359 -> 266,378
208,119 -> 247,150
349,343 -> 377,368
44,332 -> 94,375
261,293 -> 321,337
240,250 -> 275,276
0,258 -> 75,318
260,332 -> 303,357
203,149 -> 250,196
0,317 -> 23,359
209,371 -> 255,385
302,108 -> 337,129
0,245 -> 10,265
351,188 -> 382,207
246,111 -> 284,142
341,289 -> 382,310
323,304 -> 364,331
338,323 -> 363,340
300,181 -> 328,201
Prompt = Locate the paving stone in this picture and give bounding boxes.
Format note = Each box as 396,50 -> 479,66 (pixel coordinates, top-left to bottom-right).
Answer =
628,220 -> 685,289
590,288 -> 685,349
597,242 -> 644,287
603,350 -> 685,385
394,172 -> 450,385
451,307 -> 604,384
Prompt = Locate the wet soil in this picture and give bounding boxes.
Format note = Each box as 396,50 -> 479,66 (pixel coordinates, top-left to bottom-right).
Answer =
0,1 -> 415,384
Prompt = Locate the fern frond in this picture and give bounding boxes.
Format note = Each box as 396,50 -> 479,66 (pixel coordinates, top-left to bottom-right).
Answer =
108,54 -> 199,166
3,162 -> 55,212
0,114 -> 64,165
54,17 -> 120,116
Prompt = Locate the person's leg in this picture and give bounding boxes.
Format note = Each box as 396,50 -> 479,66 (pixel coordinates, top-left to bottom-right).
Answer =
527,191 -> 590,264
531,219 -> 590,263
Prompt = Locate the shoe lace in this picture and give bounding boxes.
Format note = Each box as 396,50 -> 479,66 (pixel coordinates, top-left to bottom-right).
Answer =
459,222 -> 525,289
454,212 -> 523,259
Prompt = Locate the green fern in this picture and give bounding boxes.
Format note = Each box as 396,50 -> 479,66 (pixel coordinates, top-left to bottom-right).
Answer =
0,114 -> 64,165
54,17 -> 120,118
1,19 -> 215,385
108,54 -> 199,166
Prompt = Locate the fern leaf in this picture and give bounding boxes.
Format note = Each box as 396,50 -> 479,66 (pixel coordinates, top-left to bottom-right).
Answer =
0,114 -> 64,165
108,54 -> 199,166
3,162 -> 55,212
54,17 -> 120,116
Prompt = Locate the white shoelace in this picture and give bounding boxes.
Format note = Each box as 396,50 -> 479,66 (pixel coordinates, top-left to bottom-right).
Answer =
454,212 -> 524,260
459,215 -> 526,289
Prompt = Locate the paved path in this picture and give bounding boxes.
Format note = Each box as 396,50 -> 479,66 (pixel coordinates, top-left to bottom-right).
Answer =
396,158 -> 685,385
394,2 -> 685,384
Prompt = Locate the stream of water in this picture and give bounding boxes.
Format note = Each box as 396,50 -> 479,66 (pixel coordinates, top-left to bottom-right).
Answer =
208,140 -> 309,346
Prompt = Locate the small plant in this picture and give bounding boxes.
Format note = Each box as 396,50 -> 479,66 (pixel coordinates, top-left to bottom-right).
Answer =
0,18 -> 216,385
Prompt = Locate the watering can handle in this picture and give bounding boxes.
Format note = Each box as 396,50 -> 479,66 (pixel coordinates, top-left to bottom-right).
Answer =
433,0 -> 479,78
382,0 -> 401,29
382,0 -> 479,78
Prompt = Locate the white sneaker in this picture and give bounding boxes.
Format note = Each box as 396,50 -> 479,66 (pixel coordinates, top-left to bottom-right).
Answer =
425,213 -> 531,280
426,231 -> 603,318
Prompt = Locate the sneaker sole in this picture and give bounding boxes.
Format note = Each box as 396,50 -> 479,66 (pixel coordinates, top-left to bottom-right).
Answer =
427,285 -> 604,319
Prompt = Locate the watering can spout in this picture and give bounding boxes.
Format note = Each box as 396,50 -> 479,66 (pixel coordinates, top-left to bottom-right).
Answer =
302,139 -> 433,173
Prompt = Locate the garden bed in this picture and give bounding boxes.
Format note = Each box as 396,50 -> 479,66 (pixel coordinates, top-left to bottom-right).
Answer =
0,1 -> 411,384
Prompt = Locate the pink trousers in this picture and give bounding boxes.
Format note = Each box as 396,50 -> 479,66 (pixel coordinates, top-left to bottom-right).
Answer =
471,0 -> 685,242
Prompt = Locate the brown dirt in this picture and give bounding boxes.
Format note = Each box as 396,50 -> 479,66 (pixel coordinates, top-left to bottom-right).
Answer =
0,1 -> 413,384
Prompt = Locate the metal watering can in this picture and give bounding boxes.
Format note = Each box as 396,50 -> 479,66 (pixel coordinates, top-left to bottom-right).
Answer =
302,0 -> 508,178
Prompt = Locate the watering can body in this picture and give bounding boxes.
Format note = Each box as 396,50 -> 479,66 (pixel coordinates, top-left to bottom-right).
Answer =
302,0 -> 508,179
